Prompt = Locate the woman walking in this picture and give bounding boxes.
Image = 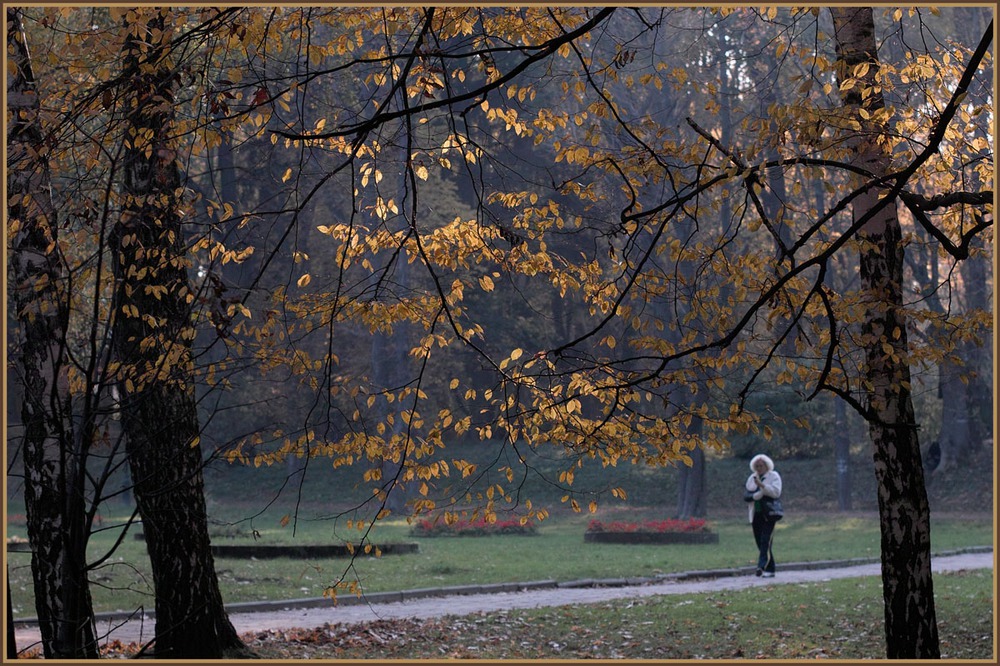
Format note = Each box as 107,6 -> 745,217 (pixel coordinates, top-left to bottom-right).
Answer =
745,454 -> 783,577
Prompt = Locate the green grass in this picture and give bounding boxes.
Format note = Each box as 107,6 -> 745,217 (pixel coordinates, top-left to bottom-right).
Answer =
5,509 -> 992,618
5,448 -> 993,619
243,570 -> 994,660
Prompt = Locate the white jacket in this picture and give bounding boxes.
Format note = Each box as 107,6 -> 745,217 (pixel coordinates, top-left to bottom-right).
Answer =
745,454 -> 782,523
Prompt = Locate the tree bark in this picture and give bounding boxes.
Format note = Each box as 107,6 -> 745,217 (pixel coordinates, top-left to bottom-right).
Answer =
109,10 -> 248,658
7,569 -> 18,659
675,443 -> 705,519
935,363 -> 970,473
958,99 -> 993,451
834,396 -> 853,511
830,7 -> 939,659
6,8 -> 99,658
959,233 -> 991,449
371,252 -> 417,515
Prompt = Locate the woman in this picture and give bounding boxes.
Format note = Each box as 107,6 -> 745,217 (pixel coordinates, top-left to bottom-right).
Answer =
745,453 -> 782,577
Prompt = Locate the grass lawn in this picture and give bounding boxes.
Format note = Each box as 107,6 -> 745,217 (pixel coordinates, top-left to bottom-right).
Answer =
5,508 -> 992,617
6,448 -> 994,660
241,570 -> 994,660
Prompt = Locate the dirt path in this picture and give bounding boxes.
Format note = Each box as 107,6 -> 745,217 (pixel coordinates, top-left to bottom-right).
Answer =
12,551 -> 993,654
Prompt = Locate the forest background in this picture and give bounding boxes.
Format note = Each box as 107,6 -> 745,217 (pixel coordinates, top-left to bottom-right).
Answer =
5,4 -> 993,660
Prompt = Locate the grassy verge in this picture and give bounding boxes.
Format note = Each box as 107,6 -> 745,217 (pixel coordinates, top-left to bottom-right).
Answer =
5,510 -> 992,618
243,570 -> 994,660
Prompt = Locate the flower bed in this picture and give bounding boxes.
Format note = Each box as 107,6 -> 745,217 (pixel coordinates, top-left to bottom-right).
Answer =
584,518 -> 718,544
410,518 -> 538,537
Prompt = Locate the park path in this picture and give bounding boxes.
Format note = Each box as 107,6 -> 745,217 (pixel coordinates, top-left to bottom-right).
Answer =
12,550 -> 993,653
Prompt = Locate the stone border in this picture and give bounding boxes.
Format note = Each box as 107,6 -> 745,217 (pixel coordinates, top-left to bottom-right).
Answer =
210,543 -> 419,559
584,531 -> 719,545
132,533 -> 420,558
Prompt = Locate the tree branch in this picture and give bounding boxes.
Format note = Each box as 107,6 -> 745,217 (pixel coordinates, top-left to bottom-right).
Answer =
899,192 -> 993,260
686,117 -> 791,261
272,8 -> 617,143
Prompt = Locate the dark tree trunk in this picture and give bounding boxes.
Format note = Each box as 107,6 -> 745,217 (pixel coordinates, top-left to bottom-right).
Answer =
958,105 -> 993,451
675,443 -> 705,520
217,133 -> 240,204
834,397 -> 852,511
756,50 -> 794,259
7,570 -> 18,659
109,10 -> 247,658
6,8 -> 98,658
935,364 -> 970,474
371,262 -> 416,515
959,237 -> 991,449
831,7 -> 939,658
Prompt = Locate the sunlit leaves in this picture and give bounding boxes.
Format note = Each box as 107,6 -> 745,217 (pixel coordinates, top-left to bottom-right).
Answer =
23,5 -> 990,541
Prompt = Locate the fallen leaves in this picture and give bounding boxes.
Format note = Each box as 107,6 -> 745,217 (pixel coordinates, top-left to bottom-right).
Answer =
241,619 -> 425,659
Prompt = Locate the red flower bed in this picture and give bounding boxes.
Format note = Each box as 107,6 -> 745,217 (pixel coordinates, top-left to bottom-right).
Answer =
411,517 -> 538,537
586,518 -> 709,534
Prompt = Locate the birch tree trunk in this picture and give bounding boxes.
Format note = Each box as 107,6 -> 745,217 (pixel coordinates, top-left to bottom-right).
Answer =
830,7 -> 939,658
6,8 -> 98,658
109,9 -> 248,658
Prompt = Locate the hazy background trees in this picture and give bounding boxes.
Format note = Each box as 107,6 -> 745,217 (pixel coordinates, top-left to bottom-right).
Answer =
6,6 -> 992,659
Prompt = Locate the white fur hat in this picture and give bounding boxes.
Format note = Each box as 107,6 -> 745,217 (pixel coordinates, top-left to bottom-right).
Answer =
749,453 -> 775,473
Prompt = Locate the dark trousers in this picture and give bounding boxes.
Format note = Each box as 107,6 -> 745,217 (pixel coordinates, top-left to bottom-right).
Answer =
752,512 -> 777,573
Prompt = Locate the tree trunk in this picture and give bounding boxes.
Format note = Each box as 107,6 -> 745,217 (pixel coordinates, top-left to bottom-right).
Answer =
675,443 -> 705,520
830,7 -> 939,659
959,102 -> 993,450
371,270 -> 416,515
834,396 -> 853,511
959,235 -> 991,449
7,569 -> 18,659
935,363 -> 970,474
110,10 -> 247,658
6,8 -> 99,658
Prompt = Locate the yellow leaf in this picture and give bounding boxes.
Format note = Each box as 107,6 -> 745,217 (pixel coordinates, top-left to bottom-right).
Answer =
415,165 -> 429,180
479,275 -> 495,292
281,167 -> 293,183
449,378 -> 460,389
510,348 -> 523,361
297,273 -> 311,288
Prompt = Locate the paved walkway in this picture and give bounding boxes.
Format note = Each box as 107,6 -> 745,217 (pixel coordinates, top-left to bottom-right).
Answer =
12,550 -> 993,653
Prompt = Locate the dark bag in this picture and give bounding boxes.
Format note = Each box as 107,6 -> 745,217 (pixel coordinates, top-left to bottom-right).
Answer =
743,488 -> 756,502
762,496 -> 784,520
